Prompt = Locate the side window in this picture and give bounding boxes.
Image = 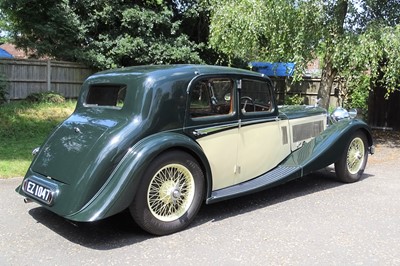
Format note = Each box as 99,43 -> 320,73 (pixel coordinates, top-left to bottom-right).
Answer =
190,78 -> 234,118
240,79 -> 273,114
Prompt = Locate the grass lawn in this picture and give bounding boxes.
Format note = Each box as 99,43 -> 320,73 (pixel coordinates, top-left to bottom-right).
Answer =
0,100 -> 76,178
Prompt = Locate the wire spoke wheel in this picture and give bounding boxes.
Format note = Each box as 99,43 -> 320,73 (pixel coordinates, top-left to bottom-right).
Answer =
147,164 -> 195,222
335,131 -> 369,183
130,151 -> 204,235
346,137 -> 365,174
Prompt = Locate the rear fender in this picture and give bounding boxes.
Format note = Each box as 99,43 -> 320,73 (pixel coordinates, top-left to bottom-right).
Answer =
65,132 -> 211,222
282,119 -> 373,175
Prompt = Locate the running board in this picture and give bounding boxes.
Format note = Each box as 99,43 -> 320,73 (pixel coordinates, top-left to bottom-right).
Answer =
206,165 -> 301,204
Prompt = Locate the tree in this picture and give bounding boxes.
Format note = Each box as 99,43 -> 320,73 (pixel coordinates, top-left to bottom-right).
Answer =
0,0 -> 204,69
209,0 -> 322,69
0,8 -> 10,44
174,0 -> 220,64
209,0 -> 400,110
209,0 -> 345,108
332,0 -> 400,110
316,0 -> 349,109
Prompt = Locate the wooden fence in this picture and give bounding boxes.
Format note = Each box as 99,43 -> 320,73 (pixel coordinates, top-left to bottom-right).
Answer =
273,77 -> 400,130
271,77 -> 343,107
1,59 -> 397,129
0,58 -> 94,100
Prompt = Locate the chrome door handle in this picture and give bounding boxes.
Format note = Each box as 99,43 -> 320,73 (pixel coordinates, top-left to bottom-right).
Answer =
193,130 -> 207,137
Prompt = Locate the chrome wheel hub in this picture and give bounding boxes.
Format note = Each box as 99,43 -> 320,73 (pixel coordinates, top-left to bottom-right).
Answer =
158,180 -> 182,204
172,189 -> 181,200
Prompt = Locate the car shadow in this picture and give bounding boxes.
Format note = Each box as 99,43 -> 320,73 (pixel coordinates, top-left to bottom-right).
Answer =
28,207 -> 150,249
28,167 -> 373,250
194,167 -> 373,225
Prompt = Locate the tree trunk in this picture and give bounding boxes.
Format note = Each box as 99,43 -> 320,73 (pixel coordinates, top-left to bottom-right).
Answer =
317,0 -> 348,110
318,58 -> 337,110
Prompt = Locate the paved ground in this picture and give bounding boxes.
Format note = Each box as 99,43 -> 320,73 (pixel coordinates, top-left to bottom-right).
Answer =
1,143 -> 399,265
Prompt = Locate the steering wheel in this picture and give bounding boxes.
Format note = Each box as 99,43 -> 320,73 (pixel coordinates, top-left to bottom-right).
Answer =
240,96 -> 255,113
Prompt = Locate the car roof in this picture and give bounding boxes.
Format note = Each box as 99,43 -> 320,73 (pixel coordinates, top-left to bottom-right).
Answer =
89,64 -> 266,80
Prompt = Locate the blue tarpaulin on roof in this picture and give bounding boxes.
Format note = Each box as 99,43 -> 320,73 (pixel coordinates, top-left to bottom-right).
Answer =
250,62 -> 295,77
0,48 -> 13,58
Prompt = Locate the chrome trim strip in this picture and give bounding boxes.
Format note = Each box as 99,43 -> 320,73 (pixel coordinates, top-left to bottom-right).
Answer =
192,117 -> 277,137
240,117 -> 278,127
193,122 -> 239,136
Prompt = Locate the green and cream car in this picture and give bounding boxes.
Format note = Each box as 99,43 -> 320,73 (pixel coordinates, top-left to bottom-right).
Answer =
17,65 -> 374,235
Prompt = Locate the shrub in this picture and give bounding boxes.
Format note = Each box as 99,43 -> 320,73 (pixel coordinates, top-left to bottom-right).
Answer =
0,72 -> 8,104
26,91 -> 65,103
285,93 -> 304,105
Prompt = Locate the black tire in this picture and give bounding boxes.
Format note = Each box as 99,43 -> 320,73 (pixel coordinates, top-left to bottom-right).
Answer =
335,131 -> 369,183
130,150 -> 205,235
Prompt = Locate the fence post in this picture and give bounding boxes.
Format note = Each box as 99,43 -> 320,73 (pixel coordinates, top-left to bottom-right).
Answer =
47,59 -> 51,91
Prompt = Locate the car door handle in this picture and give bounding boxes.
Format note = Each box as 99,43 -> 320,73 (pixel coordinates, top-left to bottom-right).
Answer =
193,130 -> 207,137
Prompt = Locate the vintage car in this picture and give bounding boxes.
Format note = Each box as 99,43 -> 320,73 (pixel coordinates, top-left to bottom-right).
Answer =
17,65 -> 374,235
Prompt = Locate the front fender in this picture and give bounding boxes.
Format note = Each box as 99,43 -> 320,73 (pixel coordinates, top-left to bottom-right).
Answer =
282,119 -> 373,175
65,132 -> 211,222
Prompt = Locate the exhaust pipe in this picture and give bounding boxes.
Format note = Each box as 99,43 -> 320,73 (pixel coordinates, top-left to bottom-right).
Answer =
24,198 -> 33,204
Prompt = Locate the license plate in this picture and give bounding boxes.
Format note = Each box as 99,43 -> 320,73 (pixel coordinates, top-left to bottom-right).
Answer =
23,179 -> 54,205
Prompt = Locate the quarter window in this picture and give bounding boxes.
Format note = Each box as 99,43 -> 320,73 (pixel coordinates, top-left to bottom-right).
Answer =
85,84 -> 126,108
240,79 -> 273,114
190,78 -> 234,118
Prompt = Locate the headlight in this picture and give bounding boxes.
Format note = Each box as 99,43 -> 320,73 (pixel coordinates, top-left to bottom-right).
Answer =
330,107 -> 357,122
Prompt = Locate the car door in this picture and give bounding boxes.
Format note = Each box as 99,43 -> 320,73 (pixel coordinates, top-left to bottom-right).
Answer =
235,78 -> 291,185
185,76 -> 239,190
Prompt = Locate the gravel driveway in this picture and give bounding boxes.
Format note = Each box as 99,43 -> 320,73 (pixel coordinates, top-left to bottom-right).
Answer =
1,142 -> 399,265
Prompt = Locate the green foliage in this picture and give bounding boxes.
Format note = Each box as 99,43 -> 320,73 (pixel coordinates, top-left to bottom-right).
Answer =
209,0 -> 265,64
323,0 -> 400,111
209,0 -> 322,78
1,0 -> 84,60
0,71 -> 8,104
210,0 -> 400,113
1,0 -> 204,68
353,0 -> 400,30
333,25 -> 400,111
0,7 -> 10,43
285,94 -> 304,105
26,91 -> 65,103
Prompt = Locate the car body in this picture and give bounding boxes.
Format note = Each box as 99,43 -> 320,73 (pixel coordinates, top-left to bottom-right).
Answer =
17,65 -> 374,235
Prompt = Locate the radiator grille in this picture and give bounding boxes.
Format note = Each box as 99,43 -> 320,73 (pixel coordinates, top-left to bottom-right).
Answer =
292,120 -> 324,143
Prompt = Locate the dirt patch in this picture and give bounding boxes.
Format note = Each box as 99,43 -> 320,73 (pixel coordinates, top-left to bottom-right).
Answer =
369,129 -> 400,164
372,129 -> 400,148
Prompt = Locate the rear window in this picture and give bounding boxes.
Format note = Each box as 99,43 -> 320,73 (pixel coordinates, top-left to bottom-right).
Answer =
85,84 -> 126,108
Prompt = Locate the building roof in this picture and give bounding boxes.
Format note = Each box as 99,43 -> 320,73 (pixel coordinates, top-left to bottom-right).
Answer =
0,43 -> 28,58
0,47 -> 13,58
